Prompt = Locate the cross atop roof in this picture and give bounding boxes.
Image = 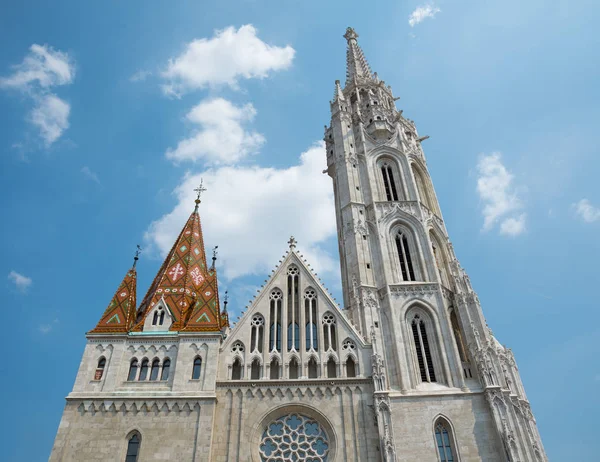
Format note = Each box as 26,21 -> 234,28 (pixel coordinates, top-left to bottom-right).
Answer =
288,236 -> 297,249
194,179 -> 207,203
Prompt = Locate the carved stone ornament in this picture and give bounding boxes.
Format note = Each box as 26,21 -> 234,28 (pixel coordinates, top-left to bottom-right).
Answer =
389,283 -> 438,298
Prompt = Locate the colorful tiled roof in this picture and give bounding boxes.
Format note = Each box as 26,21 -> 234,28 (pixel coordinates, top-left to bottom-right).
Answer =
90,266 -> 137,333
133,201 -> 223,332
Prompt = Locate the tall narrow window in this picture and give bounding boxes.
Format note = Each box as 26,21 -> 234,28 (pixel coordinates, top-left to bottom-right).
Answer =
192,356 -> 202,380
322,313 -> 337,351
346,357 -> 357,378
125,433 -> 141,462
450,310 -> 468,363
150,359 -> 160,381
161,359 -> 170,381
269,290 -> 283,352
411,314 -> 436,382
152,311 -> 158,326
127,359 -> 138,381
435,420 -> 456,462
381,162 -> 399,201
327,358 -> 337,378
308,358 -> 318,378
158,308 -> 165,326
270,358 -> 280,379
95,357 -> 106,380
289,358 -> 299,379
251,359 -> 261,380
287,266 -> 300,351
305,289 -> 318,351
232,358 -> 242,380
138,359 -> 149,381
395,232 -> 416,281
250,315 -> 264,353
192,357 -> 202,380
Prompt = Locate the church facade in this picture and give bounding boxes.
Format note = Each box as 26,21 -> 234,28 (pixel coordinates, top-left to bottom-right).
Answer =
50,28 -> 547,462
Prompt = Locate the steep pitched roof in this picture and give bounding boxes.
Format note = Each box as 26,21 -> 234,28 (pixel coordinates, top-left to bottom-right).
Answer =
343,27 -> 373,85
133,201 -> 223,332
90,265 -> 137,333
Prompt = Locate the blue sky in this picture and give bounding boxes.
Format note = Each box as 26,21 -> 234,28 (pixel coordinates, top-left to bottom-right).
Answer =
1,1 -> 599,460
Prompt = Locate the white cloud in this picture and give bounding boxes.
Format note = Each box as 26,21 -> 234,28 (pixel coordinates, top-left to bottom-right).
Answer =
162,24 -> 295,95
130,69 -> 152,82
0,44 -> 74,90
8,270 -> 32,293
81,166 -> 100,184
30,94 -> 70,146
574,199 -> 600,223
165,97 -> 265,165
39,318 -> 59,334
145,142 -> 338,280
500,214 -> 526,236
0,44 -> 75,146
476,152 -> 526,236
409,4 -> 441,27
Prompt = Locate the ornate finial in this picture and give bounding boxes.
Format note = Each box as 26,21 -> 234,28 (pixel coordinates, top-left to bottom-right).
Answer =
133,245 -> 142,268
193,179 -> 207,210
288,236 -> 297,250
344,27 -> 358,42
211,245 -> 219,270
223,290 -> 229,311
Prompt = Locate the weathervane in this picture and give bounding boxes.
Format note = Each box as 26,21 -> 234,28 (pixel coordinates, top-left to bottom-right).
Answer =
133,245 -> 142,268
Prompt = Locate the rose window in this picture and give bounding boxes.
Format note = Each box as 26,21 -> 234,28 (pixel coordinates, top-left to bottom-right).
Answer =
259,414 -> 330,462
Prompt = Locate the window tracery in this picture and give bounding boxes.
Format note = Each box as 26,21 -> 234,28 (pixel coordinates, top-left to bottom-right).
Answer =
434,418 -> 457,462
259,414 -> 330,462
251,315 -> 265,354
322,313 -> 337,351
411,314 -> 436,383
395,231 -> 416,281
287,267 -> 300,351
304,289 -> 318,351
380,161 -> 400,201
269,290 -> 283,352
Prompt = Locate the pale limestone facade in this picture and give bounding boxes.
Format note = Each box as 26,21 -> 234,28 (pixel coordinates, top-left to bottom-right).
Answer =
50,27 -> 547,462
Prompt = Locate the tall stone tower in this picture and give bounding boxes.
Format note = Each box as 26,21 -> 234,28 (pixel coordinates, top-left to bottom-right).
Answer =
50,27 -> 546,462
322,27 -> 547,461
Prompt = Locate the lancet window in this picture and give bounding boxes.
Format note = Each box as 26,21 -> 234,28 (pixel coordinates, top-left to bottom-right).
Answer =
326,357 -> 337,378
380,161 -> 400,201
250,315 -> 264,354
150,359 -> 160,381
161,359 -> 170,381
270,358 -> 280,379
269,290 -> 283,352
192,356 -> 202,380
125,432 -> 141,462
289,358 -> 299,379
232,358 -> 243,380
322,313 -> 337,351
412,164 -> 440,215
95,357 -> 106,380
127,359 -> 138,381
411,314 -> 436,383
450,310 -> 469,365
251,359 -> 262,380
287,266 -> 300,351
346,357 -> 357,378
138,359 -> 149,381
395,231 -> 416,281
430,232 -> 451,288
434,418 -> 457,462
304,289 -> 318,351
152,306 -> 165,326
308,357 -> 318,378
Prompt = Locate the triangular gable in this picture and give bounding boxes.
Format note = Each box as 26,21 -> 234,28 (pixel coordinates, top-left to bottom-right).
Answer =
222,247 -> 367,353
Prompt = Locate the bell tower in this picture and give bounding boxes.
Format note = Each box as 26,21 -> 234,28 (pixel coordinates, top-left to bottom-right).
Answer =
324,27 -> 548,461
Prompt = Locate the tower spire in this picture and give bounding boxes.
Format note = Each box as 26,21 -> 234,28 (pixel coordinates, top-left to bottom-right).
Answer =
343,27 -> 373,85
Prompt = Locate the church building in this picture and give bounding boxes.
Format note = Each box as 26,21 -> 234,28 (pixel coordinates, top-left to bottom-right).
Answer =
50,28 -> 547,461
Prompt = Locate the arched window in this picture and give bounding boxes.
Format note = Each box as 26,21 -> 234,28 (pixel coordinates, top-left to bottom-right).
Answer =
161,359 -> 170,381
251,359 -> 261,380
192,357 -> 202,380
250,315 -> 264,353
411,314 -> 436,382
287,266 -> 300,351
380,161 -> 400,201
395,231 -> 416,281
95,357 -> 106,380
308,357 -> 318,378
289,358 -> 299,379
304,289 -> 318,351
269,290 -> 283,352
346,357 -> 357,378
232,358 -> 242,380
322,313 -> 337,351
150,359 -> 160,381
327,357 -> 337,378
430,232 -> 451,288
270,358 -> 279,379
125,432 -> 141,462
127,359 -> 138,381
152,311 -> 159,326
158,308 -> 165,325
435,419 -> 457,462
138,359 -> 149,381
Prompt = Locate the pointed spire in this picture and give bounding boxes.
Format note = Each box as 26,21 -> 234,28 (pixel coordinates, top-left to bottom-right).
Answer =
333,79 -> 345,102
344,27 -> 373,85
90,252 -> 138,333
133,185 -> 222,332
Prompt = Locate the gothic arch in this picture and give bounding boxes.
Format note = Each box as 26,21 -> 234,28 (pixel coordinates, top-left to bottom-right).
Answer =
428,227 -> 452,288
388,220 -> 427,282
432,415 -> 461,462
410,160 -> 440,215
373,153 -> 408,201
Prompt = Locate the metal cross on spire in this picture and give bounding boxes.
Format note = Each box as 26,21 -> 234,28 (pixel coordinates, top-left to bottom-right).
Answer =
133,245 -> 142,268
194,179 -> 207,210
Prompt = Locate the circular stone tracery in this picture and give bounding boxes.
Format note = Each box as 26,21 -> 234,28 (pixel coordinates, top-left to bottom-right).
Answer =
259,414 -> 330,462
